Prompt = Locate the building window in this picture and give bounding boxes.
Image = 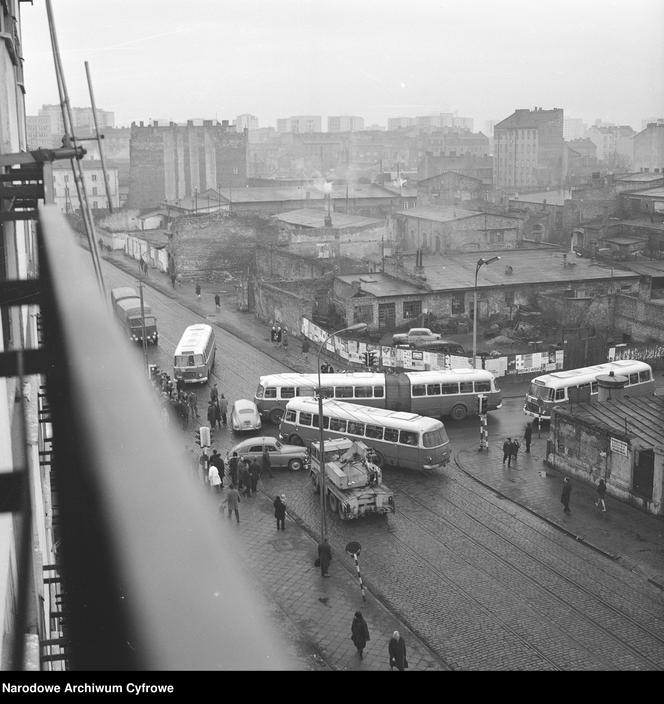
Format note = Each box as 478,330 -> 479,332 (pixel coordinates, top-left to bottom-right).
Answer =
92,187 -> 98,196
353,305 -> 373,324
92,174 -> 97,182
451,293 -> 464,315
504,291 -> 514,306
403,300 -> 422,319
489,231 -> 504,244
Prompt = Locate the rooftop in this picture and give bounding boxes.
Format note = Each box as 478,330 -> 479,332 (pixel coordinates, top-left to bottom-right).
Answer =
623,186 -> 664,199
509,189 -> 573,206
495,108 -> 563,130
335,272 -> 423,297
615,172 -> 664,183
555,396 -> 664,451
273,208 -> 383,229
215,183 -> 398,204
395,206 -> 487,223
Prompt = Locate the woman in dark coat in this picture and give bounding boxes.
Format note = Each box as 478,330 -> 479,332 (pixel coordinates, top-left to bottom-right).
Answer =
388,630 -> 407,671
351,611 -> 370,659
273,494 -> 286,531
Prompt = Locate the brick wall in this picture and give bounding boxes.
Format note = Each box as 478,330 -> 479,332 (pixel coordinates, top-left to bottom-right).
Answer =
253,280 -> 315,335
612,293 -> 664,342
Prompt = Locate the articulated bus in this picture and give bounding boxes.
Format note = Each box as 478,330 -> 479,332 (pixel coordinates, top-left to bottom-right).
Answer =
279,397 -> 451,471
256,369 -> 502,424
524,360 -> 654,421
173,324 -> 217,384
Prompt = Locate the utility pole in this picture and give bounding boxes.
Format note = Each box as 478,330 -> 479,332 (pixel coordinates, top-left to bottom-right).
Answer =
85,60 -> 114,213
138,280 -> 149,377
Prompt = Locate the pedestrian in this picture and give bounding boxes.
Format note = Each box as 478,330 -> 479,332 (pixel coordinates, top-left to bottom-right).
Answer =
210,383 -> 219,404
176,376 -> 185,395
214,293 -> 220,310
222,484 -> 240,524
502,438 -> 512,467
199,450 -> 209,485
524,422 -> 532,453
270,325 -> 278,347
207,400 -> 217,430
320,362 -> 328,374
214,399 -> 222,429
351,611 -> 370,660
195,283 -> 201,299
595,478 -> 607,512
208,464 -> 222,494
302,336 -> 310,365
281,327 -> 289,352
210,449 -> 224,487
510,437 -> 520,463
228,451 -> 240,487
239,459 -> 251,497
249,458 -> 261,495
170,273 -> 176,289
219,394 -> 228,427
273,494 -> 287,531
317,538 -> 332,577
561,476 -> 572,514
261,447 -> 273,479
327,364 -> 335,374
388,631 -> 408,671
275,326 -> 282,345
188,391 -> 199,420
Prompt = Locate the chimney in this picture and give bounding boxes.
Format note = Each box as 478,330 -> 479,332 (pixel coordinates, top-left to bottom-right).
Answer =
351,280 -> 361,296
595,372 -> 628,404
187,119 -> 193,127
139,121 -> 144,127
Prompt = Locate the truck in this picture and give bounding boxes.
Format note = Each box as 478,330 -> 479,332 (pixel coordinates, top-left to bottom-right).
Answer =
110,286 -> 159,345
392,327 -> 441,346
309,438 -> 395,520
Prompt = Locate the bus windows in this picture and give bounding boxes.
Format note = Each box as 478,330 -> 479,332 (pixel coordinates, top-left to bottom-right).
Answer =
265,387 -> 277,399
321,386 -> 334,398
555,388 -> 565,401
336,386 -> 353,398
299,412 -> 313,426
330,418 -> 347,432
384,428 -> 399,443
365,424 -> 383,440
284,409 -> 297,423
312,414 -> 329,429
639,370 -> 651,383
296,387 -> 315,397
423,428 -> 446,447
427,384 -> 441,396
591,382 -> 598,394
281,387 -> 296,399
347,421 -> 365,436
629,373 -> 639,385
441,383 -> 459,395
373,386 -> 384,398
474,381 -> 491,393
354,385 -> 373,398
399,430 -> 418,446
412,384 -> 426,397
459,382 -> 473,394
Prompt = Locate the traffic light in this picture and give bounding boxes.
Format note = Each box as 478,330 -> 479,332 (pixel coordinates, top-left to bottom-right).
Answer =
361,351 -> 369,366
367,351 -> 377,367
477,395 -> 488,415
195,425 -> 211,448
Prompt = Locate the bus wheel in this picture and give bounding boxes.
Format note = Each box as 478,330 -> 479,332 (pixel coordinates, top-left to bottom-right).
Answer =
328,493 -> 338,513
269,408 -> 284,425
450,404 -> 468,421
371,450 -> 385,468
337,501 -> 346,520
288,458 -> 303,472
288,434 -> 304,446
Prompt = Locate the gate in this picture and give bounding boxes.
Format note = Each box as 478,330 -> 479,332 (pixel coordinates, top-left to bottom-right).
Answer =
633,449 -> 654,500
378,302 -> 395,330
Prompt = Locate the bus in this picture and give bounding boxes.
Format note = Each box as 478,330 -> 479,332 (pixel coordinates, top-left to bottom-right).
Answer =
173,324 -> 216,384
279,397 -> 452,471
255,369 -> 502,424
523,360 -> 654,421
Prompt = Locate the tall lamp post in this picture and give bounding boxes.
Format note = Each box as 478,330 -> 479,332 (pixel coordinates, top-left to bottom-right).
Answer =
317,322 -> 367,542
473,256 -> 501,369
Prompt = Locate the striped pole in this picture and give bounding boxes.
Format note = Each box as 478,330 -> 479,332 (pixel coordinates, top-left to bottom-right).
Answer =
352,553 -> 366,602
479,413 -> 488,450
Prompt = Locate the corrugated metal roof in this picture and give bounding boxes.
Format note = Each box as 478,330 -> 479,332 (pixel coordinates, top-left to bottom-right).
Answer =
395,206 -> 482,223
555,396 -> 664,450
624,187 -> 664,198
274,208 -> 383,229
335,273 -> 423,297
216,183 -> 397,203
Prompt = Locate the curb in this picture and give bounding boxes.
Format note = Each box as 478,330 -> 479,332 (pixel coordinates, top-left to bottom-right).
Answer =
453,451 -> 621,563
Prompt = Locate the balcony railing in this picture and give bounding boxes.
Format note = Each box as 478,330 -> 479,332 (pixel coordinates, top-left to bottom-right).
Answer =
2,205 -> 290,669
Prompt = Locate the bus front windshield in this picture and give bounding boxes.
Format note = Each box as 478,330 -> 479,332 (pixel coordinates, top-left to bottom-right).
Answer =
423,427 -> 448,448
528,383 -> 553,401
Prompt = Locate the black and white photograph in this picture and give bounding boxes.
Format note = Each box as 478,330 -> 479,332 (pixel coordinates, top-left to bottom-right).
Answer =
1,0 -> 663,676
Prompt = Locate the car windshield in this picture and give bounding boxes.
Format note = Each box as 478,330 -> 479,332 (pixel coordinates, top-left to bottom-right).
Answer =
423,428 -> 448,448
529,383 -> 553,401
274,440 -> 282,449
239,408 -> 254,415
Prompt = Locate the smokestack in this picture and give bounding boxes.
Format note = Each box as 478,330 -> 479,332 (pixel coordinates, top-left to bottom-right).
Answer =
595,372 -> 628,404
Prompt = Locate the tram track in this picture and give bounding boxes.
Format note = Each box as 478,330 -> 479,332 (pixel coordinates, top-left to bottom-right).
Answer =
389,482 -> 664,670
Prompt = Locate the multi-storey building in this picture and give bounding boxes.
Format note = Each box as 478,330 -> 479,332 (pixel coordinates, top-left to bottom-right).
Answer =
25,104 -> 115,148
633,123 -> 664,174
493,107 -> 565,190
127,119 -> 247,209
327,115 -> 364,132
387,117 -> 416,131
51,161 -> 120,213
563,117 -> 588,141
235,113 -> 259,131
276,115 -> 322,134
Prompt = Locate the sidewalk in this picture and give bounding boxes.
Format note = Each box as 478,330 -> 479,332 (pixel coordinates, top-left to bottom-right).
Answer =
455,439 -> 664,591
201,480 -> 448,671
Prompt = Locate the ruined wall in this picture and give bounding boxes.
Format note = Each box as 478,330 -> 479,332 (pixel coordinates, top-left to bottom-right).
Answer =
253,280 -> 315,335
612,293 -> 664,342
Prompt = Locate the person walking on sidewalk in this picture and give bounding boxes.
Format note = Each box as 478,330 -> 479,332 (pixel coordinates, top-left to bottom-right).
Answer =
214,293 -> 220,310
270,324 -> 278,347
388,631 -> 408,671
222,484 -> 240,524
510,438 -> 520,463
524,422 -> 533,453
281,327 -> 289,352
317,539 -> 332,577
218,394 -> 228,427
351,611 -> 370,660
273,494 -> 287,531
239,459 -> 251,497
209,449 -> 224,487
228,451 -> 240,487
207,400 -> 217,430
502,438 -> 512,467
261,447 -> 273,479
249,458 -> 261,495
188,391 -> 199,421
561,476 -> 572,514
195,283 -> 201,300
208,464 -> 222,494
210,383 -> 219,404
302,336 -> 310,365
595,478 -> 607,512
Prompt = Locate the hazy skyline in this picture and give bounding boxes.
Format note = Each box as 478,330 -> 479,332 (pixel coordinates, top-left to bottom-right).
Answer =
20,0 -> 664,131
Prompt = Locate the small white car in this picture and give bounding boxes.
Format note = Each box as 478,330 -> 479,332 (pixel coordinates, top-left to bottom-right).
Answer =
228,437 -> 307,471
392,327 -> 442,346
230,399 -> 262,432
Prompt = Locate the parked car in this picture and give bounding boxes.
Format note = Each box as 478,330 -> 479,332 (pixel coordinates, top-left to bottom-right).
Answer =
392,327 -> 442,346
227,436 -> 307,471
230,399 -> 262,432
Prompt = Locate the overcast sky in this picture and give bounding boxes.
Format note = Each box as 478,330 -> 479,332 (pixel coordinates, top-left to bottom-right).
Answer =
20,0 -> 664,131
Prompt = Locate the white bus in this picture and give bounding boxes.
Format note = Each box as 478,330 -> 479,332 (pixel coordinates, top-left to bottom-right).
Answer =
173,324 -> 216,384
524,360 -> 654,420
255,369 -> 502,424
279,397 -> 451,471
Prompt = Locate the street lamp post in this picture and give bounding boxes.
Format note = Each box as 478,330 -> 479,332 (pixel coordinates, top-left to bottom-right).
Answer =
472,256 -> 501,369
317,322 -> 367,542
